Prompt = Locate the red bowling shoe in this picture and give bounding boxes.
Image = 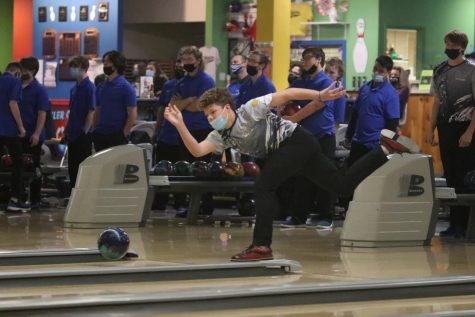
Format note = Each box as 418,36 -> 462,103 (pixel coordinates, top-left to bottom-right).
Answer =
231,244 -> 273,262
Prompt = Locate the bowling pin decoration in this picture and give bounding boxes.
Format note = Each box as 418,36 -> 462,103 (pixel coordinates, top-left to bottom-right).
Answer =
71,6 -> 76,22
353,18 -> 368,73
328,0 -> 339,22
49,6 -> 55,22
90,5 -> 96,21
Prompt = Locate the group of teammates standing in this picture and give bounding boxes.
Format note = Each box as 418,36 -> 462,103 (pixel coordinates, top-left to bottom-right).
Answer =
153,44 -> 411,226
0,51 -> 138,212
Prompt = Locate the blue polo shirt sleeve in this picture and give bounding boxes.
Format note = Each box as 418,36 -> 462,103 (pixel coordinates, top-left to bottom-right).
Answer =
126,83 -> 137,108
267,81 -> 276,93
10,78 -> 22,102
88,84 -> 96,110
384,89 -> 400,119
158,80 -> 177,107
38,85 -> 51,112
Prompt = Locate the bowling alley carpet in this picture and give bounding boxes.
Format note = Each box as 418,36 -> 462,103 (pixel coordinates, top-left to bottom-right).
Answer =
1,207 -> 475,316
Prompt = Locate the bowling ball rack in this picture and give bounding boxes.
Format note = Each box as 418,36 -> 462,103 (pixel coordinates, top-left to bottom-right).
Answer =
150,176 -> 256,225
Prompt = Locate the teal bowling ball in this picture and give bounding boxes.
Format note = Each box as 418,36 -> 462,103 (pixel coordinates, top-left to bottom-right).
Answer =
97,227 -> 130,260
174,160 -> 192,176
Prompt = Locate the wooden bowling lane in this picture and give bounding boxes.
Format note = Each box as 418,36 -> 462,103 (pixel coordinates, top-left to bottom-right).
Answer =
4,275 -> 475,316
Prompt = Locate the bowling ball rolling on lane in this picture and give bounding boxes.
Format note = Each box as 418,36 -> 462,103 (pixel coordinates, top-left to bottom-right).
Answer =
97,227 -> 130,260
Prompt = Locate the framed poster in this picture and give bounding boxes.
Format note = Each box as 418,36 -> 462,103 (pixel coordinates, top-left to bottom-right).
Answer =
59,6 -> 67,22
38,6 -> 47,22
98,2 -> 109,22
80,5 -> 88,21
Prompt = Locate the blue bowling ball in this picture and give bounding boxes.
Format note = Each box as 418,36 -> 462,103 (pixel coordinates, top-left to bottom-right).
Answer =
97,227 -> 130,260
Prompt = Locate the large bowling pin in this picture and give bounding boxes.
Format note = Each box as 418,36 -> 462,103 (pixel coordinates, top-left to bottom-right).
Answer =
71,6 -> 76,22
90,5 -> 96,21
353,18 -> 368,73
49,6 -> 55,22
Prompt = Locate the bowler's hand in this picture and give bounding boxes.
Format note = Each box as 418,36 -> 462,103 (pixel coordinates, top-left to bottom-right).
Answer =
164,104 -> 183,126
459,130 -> 473,147
319,82 -> 346,101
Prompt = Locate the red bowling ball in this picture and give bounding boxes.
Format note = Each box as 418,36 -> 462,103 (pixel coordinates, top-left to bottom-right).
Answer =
281,103 -> 301,116
0,154 -> 13,169
242,162 -> 261,177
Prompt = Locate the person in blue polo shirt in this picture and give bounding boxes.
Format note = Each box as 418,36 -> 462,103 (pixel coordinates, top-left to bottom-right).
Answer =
63,56 -> 95,188
170,46 -> 215,216
93,50 -> 137,152
281,47 -> 337,227
236,51 -> 276,108
152,57 -> 186,211
227,54 -> 249,104
19,56 -> 51,210
0,62 -> 30,211
344,56 -> 400,167
325,57 -> 347,128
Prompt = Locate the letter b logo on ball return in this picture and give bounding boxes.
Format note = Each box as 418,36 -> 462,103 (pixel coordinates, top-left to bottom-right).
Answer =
115,164 -> 140,184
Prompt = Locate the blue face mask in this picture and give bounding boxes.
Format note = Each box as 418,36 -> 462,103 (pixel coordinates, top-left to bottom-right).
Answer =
372,73 -> 385,83
146,70 -> 155,77
210,108 -> 229,131
70,67 -> 81,78
230,64 -> 242,74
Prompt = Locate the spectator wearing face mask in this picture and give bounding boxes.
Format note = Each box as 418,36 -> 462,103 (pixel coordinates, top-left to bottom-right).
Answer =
93,50 -> 137,152
344,55 -> 399,167
227,54 -> 249,104
287,64 -> 302,85
0,62 -> 29,211
389,66 -> 410,120
235,51 -> 276,109
64,56 -> 96,188
325,57 -> 347,128
19,56 -> 51,210
146,61 -> 168,97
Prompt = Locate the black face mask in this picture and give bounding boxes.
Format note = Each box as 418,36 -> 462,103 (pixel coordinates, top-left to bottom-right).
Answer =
174,68 -> 185,79
304,64 -> 317,75
389,77 -> 400,86
288,74 -> 298,84
445,48 -> 461,60
21,73 -> 31,82
103,66 -> 114,76
183,63 -> 196,73
247,65 -> 259,76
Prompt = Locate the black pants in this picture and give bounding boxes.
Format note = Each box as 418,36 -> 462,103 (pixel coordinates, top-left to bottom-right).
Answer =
346,141 -> 372,167
253,127 -> 387,246
287,134 -> 337,223
22,139 -> 42,203
93,131 -> 127,153
438,122 -> 475,229
0,136 -> 25,201
68,133 -> 92,188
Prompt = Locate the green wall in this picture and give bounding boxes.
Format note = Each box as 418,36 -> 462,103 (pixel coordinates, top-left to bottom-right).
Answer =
206,0 -> 232,88
379,0 -> 475,78
312,0 -> 380,90
0,0 -> 13,70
